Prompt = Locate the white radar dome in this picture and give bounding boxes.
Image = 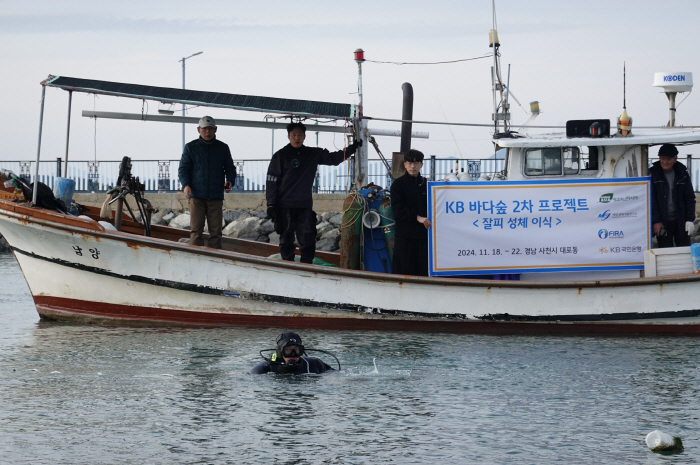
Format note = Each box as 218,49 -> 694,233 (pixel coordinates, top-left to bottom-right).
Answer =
653,72 -> 693,93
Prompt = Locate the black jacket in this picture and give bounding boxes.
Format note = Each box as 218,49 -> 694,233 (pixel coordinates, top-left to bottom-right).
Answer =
266,144 -> 348,209
249,357 -> 333,375
649,161 -> 696,230
178,137 -> 236,201
390,172 -> 428,239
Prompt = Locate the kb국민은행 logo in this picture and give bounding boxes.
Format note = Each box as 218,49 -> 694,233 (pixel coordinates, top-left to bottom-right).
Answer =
599,193 -> 613,203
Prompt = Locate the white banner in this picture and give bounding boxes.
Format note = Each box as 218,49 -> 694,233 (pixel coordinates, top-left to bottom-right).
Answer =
428,177 -> 651,276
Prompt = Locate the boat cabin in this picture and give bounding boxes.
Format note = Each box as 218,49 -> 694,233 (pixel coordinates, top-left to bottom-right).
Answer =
497,125 -> 700,181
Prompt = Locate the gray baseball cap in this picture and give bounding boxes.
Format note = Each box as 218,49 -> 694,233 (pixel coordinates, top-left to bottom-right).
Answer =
198,116 -> 216,128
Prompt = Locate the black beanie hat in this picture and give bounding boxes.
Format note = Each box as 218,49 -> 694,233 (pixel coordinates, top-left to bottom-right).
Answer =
658,144 -> 678,158
275,331 -> 303,360
276,331 -> 302,350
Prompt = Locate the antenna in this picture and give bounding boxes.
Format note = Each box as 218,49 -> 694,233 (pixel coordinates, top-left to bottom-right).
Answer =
617,62 -> 632,136
653,71 -> 693,127
489,0 -> 509,135
623,62 -> 626,110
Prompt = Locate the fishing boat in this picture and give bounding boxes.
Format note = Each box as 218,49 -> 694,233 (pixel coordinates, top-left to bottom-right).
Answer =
1,48 -> 699,335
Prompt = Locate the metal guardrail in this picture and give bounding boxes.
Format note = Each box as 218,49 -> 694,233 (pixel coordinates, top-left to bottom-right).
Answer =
0,157 -> 507,194
2,156 -> 696,194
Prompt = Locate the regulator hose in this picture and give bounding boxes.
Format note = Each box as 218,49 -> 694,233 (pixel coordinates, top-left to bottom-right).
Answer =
259,348 -> 341,370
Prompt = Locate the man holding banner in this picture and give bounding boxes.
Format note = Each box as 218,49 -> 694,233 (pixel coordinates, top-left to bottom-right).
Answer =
650,144 -> 696,248
391,149 -> 432,276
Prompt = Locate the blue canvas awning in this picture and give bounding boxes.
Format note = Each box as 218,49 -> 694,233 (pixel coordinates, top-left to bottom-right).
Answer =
43,75 -> 355,120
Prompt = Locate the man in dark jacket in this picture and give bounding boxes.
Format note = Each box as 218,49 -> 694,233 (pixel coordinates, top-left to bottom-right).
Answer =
390,149 -> 432,276
266,122 -> 360,263
178,116 -> 237,249
650,143 -> 696,248
249,331 -> 333,375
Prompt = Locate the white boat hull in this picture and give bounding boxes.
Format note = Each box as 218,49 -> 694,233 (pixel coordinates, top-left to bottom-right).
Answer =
2,203 -> 700,335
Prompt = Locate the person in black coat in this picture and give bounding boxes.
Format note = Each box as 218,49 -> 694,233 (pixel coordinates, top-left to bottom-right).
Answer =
249,331 -> 333,375
650,143 -> 696,248
265,122 -> 360,263
390,149 -> 432,276
178,116 -> 236,249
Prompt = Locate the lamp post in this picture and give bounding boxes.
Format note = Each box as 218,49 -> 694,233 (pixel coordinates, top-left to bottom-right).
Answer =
179,51 -> 203,151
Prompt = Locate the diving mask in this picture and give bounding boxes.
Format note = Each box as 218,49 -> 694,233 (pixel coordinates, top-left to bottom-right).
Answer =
283,345 -> 302,358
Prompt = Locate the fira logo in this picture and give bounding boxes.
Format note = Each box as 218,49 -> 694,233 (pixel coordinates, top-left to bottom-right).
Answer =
598,210 -> 611,221
599,193 -> 613,203
598,229 -> 625,239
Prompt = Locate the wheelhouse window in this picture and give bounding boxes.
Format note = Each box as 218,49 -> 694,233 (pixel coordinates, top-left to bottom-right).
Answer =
562,147 -> 580,174
581,146 -> 599,171
525,147 -> 599,176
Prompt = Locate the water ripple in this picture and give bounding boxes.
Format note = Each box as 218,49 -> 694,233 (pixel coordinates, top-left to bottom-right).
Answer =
1,253 -> 698,464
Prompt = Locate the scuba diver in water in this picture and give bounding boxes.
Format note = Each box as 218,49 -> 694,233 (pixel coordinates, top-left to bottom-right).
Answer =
249,331 -> 339,374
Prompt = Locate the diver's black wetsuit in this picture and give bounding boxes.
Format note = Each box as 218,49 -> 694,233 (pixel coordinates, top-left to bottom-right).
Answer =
250,356 -> 333,375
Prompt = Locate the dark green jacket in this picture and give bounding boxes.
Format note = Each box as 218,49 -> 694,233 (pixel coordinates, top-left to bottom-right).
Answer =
178,137 -> 236,200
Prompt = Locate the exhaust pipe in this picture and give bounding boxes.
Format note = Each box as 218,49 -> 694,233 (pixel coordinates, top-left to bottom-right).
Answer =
400,82 -> 413,153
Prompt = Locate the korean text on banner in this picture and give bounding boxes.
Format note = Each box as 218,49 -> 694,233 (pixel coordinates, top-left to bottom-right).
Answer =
427,178 -> 651,276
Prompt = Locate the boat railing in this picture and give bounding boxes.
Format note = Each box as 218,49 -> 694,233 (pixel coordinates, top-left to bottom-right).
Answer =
0,157 -> 510,194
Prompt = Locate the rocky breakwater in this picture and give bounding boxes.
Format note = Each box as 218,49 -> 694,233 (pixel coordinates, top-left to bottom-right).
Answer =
150,208 -> 343,252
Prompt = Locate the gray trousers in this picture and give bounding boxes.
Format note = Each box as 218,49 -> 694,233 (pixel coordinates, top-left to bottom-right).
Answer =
189,198 -> 223,249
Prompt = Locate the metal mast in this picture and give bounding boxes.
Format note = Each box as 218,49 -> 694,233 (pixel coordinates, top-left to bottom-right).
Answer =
354,48 -> 368,189
490,0 -> 509,135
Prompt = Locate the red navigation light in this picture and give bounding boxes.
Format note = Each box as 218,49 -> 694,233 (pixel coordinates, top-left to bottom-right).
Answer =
354,48 -> 365,63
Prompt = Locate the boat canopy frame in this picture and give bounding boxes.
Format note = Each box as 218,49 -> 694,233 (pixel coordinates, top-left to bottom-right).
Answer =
31,74 -> 360,204
42,75 -> 356,120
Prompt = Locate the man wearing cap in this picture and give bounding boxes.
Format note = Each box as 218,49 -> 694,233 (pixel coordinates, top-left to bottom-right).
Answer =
265,122 -> 361,264
178,116 -> 237,249
249,331 -> 334,374
650,143 -> 696,248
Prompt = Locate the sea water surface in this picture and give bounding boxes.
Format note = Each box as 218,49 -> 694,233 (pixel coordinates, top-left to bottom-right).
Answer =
0,252 -> 698,464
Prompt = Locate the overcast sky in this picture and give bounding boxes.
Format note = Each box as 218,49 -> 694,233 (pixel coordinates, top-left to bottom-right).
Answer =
1,0 -> 700,165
